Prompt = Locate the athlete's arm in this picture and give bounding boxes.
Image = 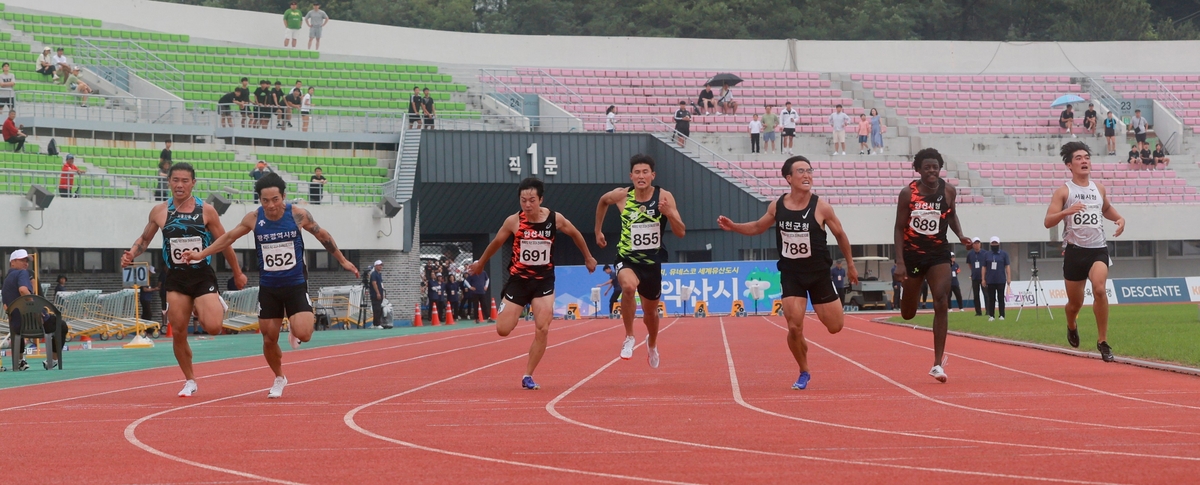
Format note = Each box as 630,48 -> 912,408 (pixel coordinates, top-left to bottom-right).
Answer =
294,207 -> 359,278
204,204 -> 248,289
1043,185 -> 1084,228
187,211 -> 254,262
944,185 -> 972,246
717,200 -> 775,236
468,215 -> 517,275
660,189 -> 686,238
122,204 -> 165,267
1097,182 -> 1125,237
558,212 -> 597,273
820,199 -> 859,285
593,187 -> 627,248
892,186 -> 912,281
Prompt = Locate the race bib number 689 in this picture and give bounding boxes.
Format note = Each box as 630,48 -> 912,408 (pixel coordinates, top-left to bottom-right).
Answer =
910,210 -> 941,236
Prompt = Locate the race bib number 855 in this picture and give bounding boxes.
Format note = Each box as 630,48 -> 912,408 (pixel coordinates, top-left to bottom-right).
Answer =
169,236 -> 203,264
631,222 -> 661,251
780,231 -> 811,259
910,210 -> 941,236
519,239 -> 551,266
261,241 -> 297,272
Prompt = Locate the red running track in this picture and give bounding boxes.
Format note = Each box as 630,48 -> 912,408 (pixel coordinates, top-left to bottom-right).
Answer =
4,314 -> 1200,484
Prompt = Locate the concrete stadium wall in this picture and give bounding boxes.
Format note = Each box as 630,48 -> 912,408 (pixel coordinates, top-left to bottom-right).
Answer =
13,0 -> 1200,74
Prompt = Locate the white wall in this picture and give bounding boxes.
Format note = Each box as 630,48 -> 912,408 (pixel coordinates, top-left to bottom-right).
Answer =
14,0 -> 1200,74
1152,100 -> 1184,154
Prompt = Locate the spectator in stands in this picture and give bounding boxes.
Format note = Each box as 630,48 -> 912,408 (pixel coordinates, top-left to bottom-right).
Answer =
1130,109 -> 1149,145
1154,142 -> 1170,169
718,84 -> 738,115
156,159 -> 171,201
1059,104 -> 1074,137
1127,143 -> 1142,170
605,105 -> 617,133
283,1 -> 304,48
981,236 -> 1010,321
697,84 -> 716,115
869,108 -> 885,154
51,48 -> 70,84
37,47 -> 56,80
831,260 -> 847,304
761,105 -> 777,153
250,161 -> 271,202
309,167 -> 325,204
0,63 -> 14,114
1083,103 -> 1097,136
285,87 -> 302,130
53,275 -> 67,297
306,3 -> 330,51
780,102 -> 798,154
673,100 -> 691,146
829,104 -> 851,155
253,80 -> 272,129
58,153 -> 85,198
408,86 -> 422,129
422,87 -> 436,130
271,81 -> 288,129
65,67 -> 92,107
3,110 -> 27,152
1139,141 -> 1154,170
237,78 -> 252,128
160,139 -> 172,167
1104,111 -> 1118,155
856,113 -> 871,154
464,262 -> 489,321
218,88 -> 243,128
748,114 -> 762,153
301,86 -> 314,132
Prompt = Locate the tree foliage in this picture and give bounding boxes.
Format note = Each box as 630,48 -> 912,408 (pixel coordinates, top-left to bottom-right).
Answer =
160,0 -> 1200,40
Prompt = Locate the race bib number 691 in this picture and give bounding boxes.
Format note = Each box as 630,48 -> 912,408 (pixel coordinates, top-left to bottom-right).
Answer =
519,239 -> 551,266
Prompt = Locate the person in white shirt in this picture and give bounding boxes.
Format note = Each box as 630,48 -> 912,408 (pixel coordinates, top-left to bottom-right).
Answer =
36,47 -> 57,80
1129,109 -> 1148,145
718,85 -> 738,115
301,86 -> 313,132
605,105 -> 617,133
780,101 -> 799,155
748,114 -> 762,153
51,48 -> 70,84
828,104 -> 852,155
0,62 -> 16,113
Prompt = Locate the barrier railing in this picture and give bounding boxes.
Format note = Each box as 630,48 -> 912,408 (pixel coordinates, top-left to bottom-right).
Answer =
72,38 -> 184,94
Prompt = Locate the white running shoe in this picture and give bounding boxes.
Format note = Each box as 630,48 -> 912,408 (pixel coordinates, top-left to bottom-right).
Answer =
289,333 -> 301,350
647,346 -> 659,369
619,336 -> 635,360
929,365 -> 947,383
988,316 -> 995,322
840,151 -> 847,155
999,316 -> 1005,320
178,380 -> 197,397
267,376 -> 287,399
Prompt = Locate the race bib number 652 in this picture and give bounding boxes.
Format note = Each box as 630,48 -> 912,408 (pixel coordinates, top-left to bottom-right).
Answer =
910,210 -> 941,236
262,241 -> 297,271
169,236 -> 203,264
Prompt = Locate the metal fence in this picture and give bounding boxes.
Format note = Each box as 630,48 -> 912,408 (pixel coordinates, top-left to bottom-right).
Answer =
72,38 -> 184,94
479,68 -> 586,114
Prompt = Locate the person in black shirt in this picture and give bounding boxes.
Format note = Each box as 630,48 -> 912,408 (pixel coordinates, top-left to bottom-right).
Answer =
1059,105 -> 1074,136
156,159 -> 171,201
219,88 -> 242,127
1083,103 -> 1097,135
1153,142 -> 1170,169
284,87 -> 302,130
159,139 -> 172,166
237,77 -> 251,127
1127,144 -> 1141,169
422,87 -> 435,130
673,100 -> 691,146
1139,141 -> 1154,169
408,86 -> 422,129
697,84 -> 716,115
271,81 -> 287,129
253,80 -> 272,129
309,167 -> 325,204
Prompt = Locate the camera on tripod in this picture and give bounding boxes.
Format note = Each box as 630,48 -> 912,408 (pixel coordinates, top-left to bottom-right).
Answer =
1028,249 -> 1040,278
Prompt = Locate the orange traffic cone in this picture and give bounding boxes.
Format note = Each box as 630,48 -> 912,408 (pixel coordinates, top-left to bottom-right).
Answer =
446,305 -> 456,325
476,304 -> 484,323
489,298 -> 498,321
165,322 -> 172,338
431,304 -> 442,326
412,304 -> 423,327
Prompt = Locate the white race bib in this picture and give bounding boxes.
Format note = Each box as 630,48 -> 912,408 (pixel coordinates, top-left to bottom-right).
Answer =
518,239 -> 551,266
1070,205 -> 1103,228
169,236 -> 203,264
630,222 -> 661,251
261,241 -> 297,272
780,231 -> 811,259
909,210 -> 941,236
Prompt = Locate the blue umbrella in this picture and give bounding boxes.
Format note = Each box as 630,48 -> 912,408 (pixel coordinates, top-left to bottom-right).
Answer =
1051,94 -> 1085,107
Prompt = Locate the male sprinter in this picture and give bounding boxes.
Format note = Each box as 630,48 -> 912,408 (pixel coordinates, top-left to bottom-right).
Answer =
893,148 -> 972,382
717,155 -> 858,389
184,173 -> 359,398
468,177 -> 597,390
595,154 -> 686,368
1044,141 -> 1125,362
122,162 -> 247,397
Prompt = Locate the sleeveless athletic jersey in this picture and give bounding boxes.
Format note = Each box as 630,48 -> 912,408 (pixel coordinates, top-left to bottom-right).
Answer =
509,209 -> 556,280
161,196 -> 213,270
1061,180 -> 1106,249
617,186 -> 666,264
775,194 -> 831,273
902,179 -> 952,257
254,204 -> 307,287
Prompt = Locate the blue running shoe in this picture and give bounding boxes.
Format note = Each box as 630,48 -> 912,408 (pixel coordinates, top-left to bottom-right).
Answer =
792,371 -> 811,390
521,375 -> 540,390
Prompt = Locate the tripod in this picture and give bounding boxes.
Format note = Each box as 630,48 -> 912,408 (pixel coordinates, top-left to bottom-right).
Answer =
1015,256 -> 1053,321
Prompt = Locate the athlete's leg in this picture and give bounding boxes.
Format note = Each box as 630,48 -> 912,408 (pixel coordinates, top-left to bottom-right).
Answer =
192,293 -> 226,335
811,299 -> 844,334
495,297 -> 524,337
924,264 -> 952,366
781,296 -> 810,371
1063,279 -> 1086,331
289,311 -> 315,343
641,298 -> 660,349
165,292 -> 198,380
617,268 -> 641,338
525,294 -> 554,376
259,318 -> 285,377
899,275 -> 925,320
1087,261 -> 1110,343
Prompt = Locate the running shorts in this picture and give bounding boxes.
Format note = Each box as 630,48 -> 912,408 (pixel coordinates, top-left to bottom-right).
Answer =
615,259 -> 662,301
163,266 -> 219,299
780,270 -> 840,304
1062,245 -> 1110,282
258,283 -> 313,319
502,275 -> 554,307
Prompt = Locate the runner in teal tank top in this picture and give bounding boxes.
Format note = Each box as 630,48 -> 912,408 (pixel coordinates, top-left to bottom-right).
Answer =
595,154 -> 686,369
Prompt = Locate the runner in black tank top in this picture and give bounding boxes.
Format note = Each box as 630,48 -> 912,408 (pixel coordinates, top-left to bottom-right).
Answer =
469,177 -> 597,390
120,162 -> 246,397
718,156 -> 858,390
892,149 -> 972,383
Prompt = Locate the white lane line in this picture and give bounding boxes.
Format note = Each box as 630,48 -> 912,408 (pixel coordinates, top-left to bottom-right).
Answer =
543,319 -> 1125,484
344,320 -> 701,485
733,318 -> 1200,462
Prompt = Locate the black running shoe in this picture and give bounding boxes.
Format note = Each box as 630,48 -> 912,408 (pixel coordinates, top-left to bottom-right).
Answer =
1067,326 -> 1080,348
1098,341 -> 1115,362
17,359 -> 29,371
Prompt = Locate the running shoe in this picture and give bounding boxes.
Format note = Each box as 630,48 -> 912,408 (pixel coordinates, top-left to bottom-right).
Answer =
929,365 -> 948,383
17,359 -> 29,371
267,376 -> 287,399
1098,341 -> 1115,363
619,336 -> 635,360
647,346 -> 659,369
1067,326 -> 1080,348
42,359 -> 57,370
178,380 -> 198,397
792,371 -> 811,390
289,333 -> 301,350
521,375 -> 540,390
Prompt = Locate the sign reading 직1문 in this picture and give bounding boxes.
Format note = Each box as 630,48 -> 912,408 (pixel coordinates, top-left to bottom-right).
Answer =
1111,278 -> 1191,303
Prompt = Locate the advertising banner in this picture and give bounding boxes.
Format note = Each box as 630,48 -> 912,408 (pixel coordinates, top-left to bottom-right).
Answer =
1004,279 -> 1116,307
1188,277 -> 1200,303
1111,278 -> 1191,304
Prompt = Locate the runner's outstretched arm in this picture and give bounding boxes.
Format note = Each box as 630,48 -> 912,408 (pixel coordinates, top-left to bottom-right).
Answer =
185,211 -> 254,263
892,186 -> 912,281
1097,183 -> 1125,237
821,199 -> 859,284
716,200 -> 775,236
295,207 -> 359,278
204,204 -> 247,289
660,189 -> 686,238
122,205 -> 164,267
594,188 -> 625,248
468,215 -> 517,275
944,185 -> 972,246
558,213 -> 597,273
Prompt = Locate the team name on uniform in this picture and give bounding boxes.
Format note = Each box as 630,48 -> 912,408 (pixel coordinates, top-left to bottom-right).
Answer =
523,230 -> 552,238
778,221 -> 810,232
913,201 -> 942,211
1074,193 -> 1099,201
256,230 -> 299,242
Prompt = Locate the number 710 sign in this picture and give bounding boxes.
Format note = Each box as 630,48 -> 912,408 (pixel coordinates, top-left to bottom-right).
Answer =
123,262 -> 150,288
508,143 -> 558,176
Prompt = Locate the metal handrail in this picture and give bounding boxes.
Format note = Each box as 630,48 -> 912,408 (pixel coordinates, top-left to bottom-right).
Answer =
1149,79 -> 1186,115
1083,76 -> 1123,115
478,68 -> 528,113
517,67 -> 587,114
72,38 -> 184,94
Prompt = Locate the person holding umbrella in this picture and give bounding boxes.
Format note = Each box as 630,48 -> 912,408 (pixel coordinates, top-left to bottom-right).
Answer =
718,84 -> 738,115
1059,104 -> 1075,137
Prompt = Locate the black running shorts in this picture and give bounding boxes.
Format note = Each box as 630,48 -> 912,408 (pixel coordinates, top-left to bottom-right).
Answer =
1062,245 -> 1110,282
904,249 -> 951,278
615,259 -> 662,301
502,275 -> 554,307
163,266 -> 219,299
258,283 -> 313,319
782,127 -> 796,138
780,270 -> 840,304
